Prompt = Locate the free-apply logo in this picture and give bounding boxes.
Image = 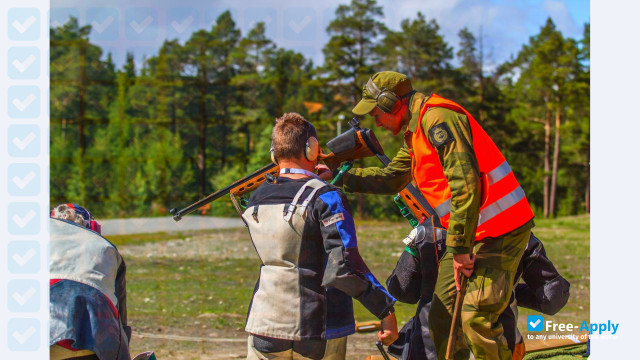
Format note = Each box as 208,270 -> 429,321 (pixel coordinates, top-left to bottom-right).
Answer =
526,315 -> 620,336
527,315 -> 544,331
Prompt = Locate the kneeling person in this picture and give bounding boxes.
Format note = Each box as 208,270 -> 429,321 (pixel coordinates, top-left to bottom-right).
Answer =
243,113 -> 398,360
50,204 -> 131,360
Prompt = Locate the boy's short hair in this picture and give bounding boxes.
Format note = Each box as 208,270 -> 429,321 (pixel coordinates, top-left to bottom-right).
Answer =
271,113 -> 317,161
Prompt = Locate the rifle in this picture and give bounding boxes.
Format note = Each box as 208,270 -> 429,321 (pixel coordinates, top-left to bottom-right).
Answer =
170,121 -> 385,221
345,117 -> 441,228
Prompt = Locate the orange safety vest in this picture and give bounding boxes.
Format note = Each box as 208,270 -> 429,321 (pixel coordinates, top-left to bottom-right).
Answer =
408,93 -> 533,241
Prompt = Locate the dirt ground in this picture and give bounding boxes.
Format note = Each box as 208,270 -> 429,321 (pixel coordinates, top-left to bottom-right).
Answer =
130,330 -> 385,359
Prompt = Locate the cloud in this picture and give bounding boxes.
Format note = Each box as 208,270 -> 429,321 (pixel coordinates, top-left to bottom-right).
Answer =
543,0 -> 580,35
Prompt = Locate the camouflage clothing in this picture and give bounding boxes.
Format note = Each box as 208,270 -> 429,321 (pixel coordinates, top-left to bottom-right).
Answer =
429,221 -> 532,360
346,75 -> 535,359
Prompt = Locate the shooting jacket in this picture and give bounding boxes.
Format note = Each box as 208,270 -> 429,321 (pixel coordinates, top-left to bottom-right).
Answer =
243,177 -> 395,340
49,218 -> 131,360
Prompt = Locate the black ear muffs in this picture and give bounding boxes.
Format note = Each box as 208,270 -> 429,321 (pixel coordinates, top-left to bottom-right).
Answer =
305,136 -> 319,162
366,77 -> 401,113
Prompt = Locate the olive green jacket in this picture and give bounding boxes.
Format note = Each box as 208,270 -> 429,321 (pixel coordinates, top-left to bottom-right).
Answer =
343,92 -> 481,253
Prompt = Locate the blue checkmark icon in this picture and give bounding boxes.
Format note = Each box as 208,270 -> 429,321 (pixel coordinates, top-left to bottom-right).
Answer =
8,202 -> 40,235
8,125 -> 41,157
8,279 -> 40,313
9,8 -> 41,41
8,241 -> 41,274
527,315 -> 544,332
8,318 -> 40,351
8,47 -> 41,80
8,163 -> 41,196
8,86 -> 40,119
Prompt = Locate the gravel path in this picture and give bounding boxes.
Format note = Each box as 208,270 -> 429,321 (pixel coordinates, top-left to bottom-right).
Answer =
100,215 -> 244,236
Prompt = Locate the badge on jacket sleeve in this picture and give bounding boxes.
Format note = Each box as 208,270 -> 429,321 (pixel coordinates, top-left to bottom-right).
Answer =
428,123 -> 454,148
322,213 -> 344,227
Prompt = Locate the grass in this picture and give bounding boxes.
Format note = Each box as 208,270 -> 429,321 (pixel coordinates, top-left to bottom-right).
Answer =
118,215 -> 589,359
524,344 -> 588,359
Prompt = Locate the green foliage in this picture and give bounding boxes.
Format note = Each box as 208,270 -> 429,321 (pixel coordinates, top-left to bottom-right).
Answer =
50,10 -> 589,219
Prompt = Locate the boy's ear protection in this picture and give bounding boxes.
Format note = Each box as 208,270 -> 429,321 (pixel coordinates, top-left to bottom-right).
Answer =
304,136 -> 319,162
366,77 -> 401,114
270,123 -> 319,164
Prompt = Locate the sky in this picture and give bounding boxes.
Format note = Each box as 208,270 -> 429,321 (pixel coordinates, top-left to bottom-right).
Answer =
50,0 -> 590,71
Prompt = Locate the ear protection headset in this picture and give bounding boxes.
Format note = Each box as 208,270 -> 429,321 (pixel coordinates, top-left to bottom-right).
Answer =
365,77 -> 402,114
270,122 -> 319,165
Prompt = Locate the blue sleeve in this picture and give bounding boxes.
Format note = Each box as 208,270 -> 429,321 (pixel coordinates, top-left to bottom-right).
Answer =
316,189 -> 395,320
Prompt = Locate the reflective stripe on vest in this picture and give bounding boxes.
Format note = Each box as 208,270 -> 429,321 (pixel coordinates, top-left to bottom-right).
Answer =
478,185 -> 526,226
434,198 -> 452,218
431,161 -> 522,222
487,160 -> 511,185
408,93 -> 534,240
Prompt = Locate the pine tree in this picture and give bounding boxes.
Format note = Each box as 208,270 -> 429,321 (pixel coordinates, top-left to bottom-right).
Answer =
322,0 -> 387,107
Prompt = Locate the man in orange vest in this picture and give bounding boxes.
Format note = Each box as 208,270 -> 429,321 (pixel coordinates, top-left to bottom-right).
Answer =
341,71 -> 535,360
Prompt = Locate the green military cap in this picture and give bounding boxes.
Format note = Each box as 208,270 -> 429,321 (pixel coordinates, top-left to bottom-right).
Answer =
352,71 -> 413,115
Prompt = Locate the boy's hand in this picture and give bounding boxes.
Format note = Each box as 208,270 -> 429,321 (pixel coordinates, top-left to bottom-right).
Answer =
378,312 -> 398,346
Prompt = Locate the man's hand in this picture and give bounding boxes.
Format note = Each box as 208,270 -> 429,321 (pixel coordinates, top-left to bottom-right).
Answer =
378,312 -> 399,346
453,253 -> 475,291
316,164 -> 333,181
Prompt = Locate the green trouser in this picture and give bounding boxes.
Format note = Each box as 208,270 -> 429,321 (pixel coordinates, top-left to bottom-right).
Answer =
428,222 -> 532,360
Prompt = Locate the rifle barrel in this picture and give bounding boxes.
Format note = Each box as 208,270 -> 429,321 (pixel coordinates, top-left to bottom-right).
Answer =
170,163 -> 277,221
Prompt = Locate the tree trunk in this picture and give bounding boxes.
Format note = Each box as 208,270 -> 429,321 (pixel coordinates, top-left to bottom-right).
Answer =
171,84 -> 177,134
198,73 -> 208,197
543,107 -> 551,218
585,152 -> 590,214
478,26 -> 485,123
549,103 -> 561,217
78,42 -> 88,155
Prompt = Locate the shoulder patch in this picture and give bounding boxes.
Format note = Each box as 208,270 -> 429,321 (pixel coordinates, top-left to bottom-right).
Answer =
428,123 -> 454,148
322,213 -> 345,227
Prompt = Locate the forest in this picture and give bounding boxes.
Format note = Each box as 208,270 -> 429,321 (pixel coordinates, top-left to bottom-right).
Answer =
50,0 -> 590,219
